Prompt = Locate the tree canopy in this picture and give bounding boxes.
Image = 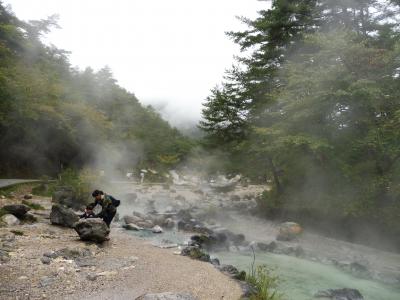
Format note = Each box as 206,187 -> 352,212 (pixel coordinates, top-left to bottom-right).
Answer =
200,0 -> 400,246
0,2 -> 193,177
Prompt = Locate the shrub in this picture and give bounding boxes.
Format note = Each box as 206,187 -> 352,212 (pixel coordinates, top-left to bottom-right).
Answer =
246,265 -> 282,300
22,200 -> 45,210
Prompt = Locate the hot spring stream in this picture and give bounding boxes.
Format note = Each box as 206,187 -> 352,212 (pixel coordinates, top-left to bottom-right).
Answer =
112,183 -> 400,300
126,228 -> 400,300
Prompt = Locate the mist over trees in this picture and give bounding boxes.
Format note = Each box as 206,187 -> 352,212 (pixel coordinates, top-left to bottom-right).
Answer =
0,2 -> 192,177
200,0 -> 400,245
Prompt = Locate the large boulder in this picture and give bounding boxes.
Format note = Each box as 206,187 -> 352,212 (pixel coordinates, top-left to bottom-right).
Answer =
2,204 -> 30,218
52,186 -> 87,210
276,222 -> 303,241
74,218 -> 110,242
50,204 -> 79,228
136,220 -> 154,229
123,215 -> 143,224
314,288 -> 364,300
1,214 -> 20,226
136,293 -> 196,300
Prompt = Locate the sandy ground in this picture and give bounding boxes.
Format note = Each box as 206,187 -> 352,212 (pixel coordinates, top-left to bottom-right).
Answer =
0,194 -> 243,300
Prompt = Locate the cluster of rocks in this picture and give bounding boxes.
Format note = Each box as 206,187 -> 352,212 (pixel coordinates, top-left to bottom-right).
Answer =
50,203 -> 110,243
41,246 -> 94,265
0,204 -> 37,226
122,211 -> 175,234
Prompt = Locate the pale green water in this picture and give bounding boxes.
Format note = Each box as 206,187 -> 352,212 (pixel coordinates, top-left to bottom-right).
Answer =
128,230 -> 400,300
216,251 -> 400,300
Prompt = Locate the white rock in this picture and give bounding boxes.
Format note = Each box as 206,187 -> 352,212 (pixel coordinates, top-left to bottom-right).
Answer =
152,225 -> 163,233
97,270 -> 117,277
1,214 -> 20,226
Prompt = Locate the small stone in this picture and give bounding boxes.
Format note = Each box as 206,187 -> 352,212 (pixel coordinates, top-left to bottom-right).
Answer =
87,273 -> 98,281
41,256 -> 51,265
43,251 -> 57,259
39,276 -> 55,287
97,270 -> 117,277
24,194 -> 33,200
0,249 -> 10,262
18,276 -> 28,280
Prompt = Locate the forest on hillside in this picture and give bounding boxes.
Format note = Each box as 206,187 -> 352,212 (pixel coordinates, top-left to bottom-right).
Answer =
200,0 -> 400,246
0,2 -> 193,178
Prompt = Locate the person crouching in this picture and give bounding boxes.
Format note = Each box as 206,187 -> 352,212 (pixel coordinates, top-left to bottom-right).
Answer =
90,190 -> 120,228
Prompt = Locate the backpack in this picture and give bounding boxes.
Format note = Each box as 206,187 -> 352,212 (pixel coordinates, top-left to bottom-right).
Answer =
109,195 -> 121,207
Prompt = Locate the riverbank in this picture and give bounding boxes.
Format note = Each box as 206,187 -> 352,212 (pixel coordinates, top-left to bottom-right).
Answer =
0,194 -> 243,300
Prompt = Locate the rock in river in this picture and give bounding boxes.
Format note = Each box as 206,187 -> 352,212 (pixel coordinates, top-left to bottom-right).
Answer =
314,288 -> 364,300
276,221 -> 303,241
152,225 -> 163,233
74,218 -> 110,242
50,204 -> 79,228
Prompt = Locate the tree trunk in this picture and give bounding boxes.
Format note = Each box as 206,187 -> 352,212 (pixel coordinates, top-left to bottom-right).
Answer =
268,157 -> 283,195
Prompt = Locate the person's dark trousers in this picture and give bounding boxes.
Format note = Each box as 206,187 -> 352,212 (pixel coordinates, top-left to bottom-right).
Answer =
103,211 -> 116,228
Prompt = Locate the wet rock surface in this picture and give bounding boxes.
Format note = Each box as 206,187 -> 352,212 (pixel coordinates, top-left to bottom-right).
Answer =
314,288 -> 364,299
276,221 -> 303,241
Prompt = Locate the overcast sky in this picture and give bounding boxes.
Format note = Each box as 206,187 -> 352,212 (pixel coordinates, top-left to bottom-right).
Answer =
4,0 -> 269,127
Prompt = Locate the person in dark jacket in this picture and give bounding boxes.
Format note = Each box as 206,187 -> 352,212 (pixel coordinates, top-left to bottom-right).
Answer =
90,190 -> 120,227
80,204 -> 96,219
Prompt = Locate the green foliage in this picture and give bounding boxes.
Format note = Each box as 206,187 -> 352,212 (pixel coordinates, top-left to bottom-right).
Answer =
0,208 -> 7,218
31,182 -> 55,197
10,230 -> 24,236
21,200 -> 45,210
246,265 -> 282,300
200,0 -> 400,244
56,168 -> 95,200
0,3 -> 192,177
